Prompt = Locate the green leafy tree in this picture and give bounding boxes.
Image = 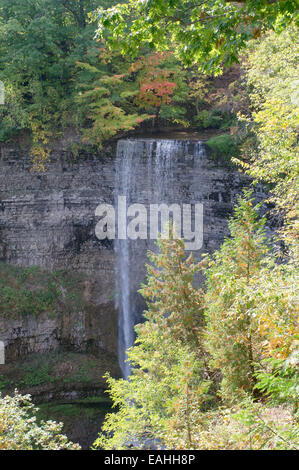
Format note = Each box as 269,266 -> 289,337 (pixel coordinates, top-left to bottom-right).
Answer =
235,24 -> 299,242
0,0 -> 195,164
132,52 -> 190,127
77,47 -> 192,146
0,0 -> 122,167
96,0 -> 298,74
76,60 -> 149,147
197,191 -> 298,448
252,260 -> 299,418
0,391 -> 80,450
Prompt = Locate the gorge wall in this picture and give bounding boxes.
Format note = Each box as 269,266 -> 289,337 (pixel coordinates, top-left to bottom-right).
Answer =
0,137 -> 264,398
0,141 -> 120,402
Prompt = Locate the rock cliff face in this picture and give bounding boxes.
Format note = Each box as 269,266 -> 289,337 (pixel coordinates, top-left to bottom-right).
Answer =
0,144 -> 116,272
0,142 -> 120,400
0,302 -> 118,364
0,138 -> 264,398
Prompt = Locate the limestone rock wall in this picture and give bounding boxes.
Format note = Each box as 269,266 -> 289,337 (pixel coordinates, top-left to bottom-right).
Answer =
0,139 -> 265,381
0,143 -> 120,386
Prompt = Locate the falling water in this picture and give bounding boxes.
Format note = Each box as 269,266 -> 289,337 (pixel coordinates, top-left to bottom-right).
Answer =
114,139 -> 205,378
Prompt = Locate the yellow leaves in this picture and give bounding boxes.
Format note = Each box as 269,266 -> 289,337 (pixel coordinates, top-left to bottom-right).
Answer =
29,115 -> 51,172
241,27 -> 299,242
257,295 -> 299,360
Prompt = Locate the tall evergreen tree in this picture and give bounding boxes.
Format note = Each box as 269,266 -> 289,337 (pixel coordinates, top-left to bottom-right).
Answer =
204,190 -> 270,402
94,235 -> 209,450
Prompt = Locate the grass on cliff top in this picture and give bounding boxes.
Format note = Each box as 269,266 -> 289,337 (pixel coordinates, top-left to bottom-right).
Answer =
0,263 -> 89,319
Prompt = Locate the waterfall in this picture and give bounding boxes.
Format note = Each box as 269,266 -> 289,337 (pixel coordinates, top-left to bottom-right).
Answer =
114,138 -> 205,378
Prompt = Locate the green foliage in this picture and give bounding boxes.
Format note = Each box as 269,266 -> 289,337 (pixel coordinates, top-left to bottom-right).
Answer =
0,1 -> 205,163
95,207 -> 298,449
139,234 -> 204,348
225,29 -> 299,424
204,190 -> 270,402
76,53 -> 150,146
206,134 -> 239,161
250,261 -> 299,417
77,49 -> 191,141
131,52 -> 190,126
0,391 -> 80,449
0,350 -> 112,399
0,376 -> 13,392
94,195 -> 298,450
77,83 -> 147,148
195,109 -> 235,130
202,189 -> 298,444
0,0 -> 87,161
255,356 -> 299,418
36,397 -> 112,428
0,263 -> 88,319
21,364 -> 55,388
235,24 -> 299,240
234,397 -> 299,450
62,362 -> 96,385
0,2 -> 298,452
0,84 -> 29,141
195,110 -> 221,129
2,0 -> 264,160
0,285 -> 58,317
194,399 -> 298,450
96,0 -> 298,74
0,0 -> 128,165
94,235 -> 210,450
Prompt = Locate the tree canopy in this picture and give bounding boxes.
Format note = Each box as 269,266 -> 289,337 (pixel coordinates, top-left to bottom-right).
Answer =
234,24 -> 299,239
95,0 -> 298,73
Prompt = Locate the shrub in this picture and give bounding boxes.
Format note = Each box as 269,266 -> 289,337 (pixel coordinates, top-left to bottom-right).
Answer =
206,134 -> 238,160
0,392 -> 80,450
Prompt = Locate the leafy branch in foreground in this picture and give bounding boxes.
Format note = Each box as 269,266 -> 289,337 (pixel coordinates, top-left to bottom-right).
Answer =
95,0 -> 298,74
0,391 -> 80,450
234,24 -> 299,242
